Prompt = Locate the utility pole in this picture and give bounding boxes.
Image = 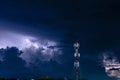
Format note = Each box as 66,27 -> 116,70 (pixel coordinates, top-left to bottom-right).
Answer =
74,42 -> 80,80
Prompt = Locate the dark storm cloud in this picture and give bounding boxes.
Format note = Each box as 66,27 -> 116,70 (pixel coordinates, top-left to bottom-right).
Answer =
0,0 -> 68,41
0,47 -> 26,78
0,47 -> 73,79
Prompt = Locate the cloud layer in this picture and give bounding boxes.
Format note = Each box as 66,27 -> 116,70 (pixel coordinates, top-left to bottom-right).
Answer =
101,52 -> 120,79
0,31 -> 62,65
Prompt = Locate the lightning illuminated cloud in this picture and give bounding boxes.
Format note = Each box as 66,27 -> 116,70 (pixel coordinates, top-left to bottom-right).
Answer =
101,52 -> 120,80
0,31 -> 62,65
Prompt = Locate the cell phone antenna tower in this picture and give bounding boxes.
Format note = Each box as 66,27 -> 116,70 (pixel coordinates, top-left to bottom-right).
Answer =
74,42 -> 80,80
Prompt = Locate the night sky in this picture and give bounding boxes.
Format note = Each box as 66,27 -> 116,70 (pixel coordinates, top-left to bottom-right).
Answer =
0,0 -> 120,80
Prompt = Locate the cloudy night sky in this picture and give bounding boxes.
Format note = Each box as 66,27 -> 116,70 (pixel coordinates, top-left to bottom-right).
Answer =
0,0 -> 120,80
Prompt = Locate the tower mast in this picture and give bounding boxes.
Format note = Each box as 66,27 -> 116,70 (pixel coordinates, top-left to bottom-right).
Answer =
74,42 -> 80,80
